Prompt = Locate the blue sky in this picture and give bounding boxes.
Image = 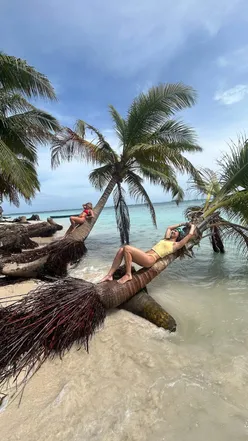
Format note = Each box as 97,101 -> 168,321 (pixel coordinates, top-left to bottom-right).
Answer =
1,0 -> 248,213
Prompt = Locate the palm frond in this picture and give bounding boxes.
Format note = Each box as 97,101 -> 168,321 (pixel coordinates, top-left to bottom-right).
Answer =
88,164 -> 114,190
0,153 -> 39,206
113,183 -> 130,244
150,119 -> 200,147
125,171 -> 157,227
0,91 -> 32,114
109,105 -> 127,145
1,109 -> 59,163
219,222 -> 248,258
140,164 -> 184,203
187,168 -> 220,199
0,52 -> 56,100
216,190 -> 248,224
125,83 -> 197,148
76,120 -> 119,163
0,175 -> 20,206
218,135 -> 248,194
51,122 -> 119,168
184,205 -> 204,221
210,226 -> 225,253
51,127 -> 99,168
127,142 -> 201,183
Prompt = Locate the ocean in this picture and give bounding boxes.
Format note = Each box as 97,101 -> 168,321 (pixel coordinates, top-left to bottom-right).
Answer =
1,201 -> 248,441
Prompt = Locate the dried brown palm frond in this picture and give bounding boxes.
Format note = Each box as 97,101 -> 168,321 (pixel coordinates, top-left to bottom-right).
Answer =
210,226 -> 225,253
0,237 -> 87,278
184,205 -> 204,222
0,278 -> 106,392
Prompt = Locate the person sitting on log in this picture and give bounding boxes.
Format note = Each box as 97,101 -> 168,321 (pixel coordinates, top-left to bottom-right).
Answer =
100,222 -> 196,284
65,203 -> 94,236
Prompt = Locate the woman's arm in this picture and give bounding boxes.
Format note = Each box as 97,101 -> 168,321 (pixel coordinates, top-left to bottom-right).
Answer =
164,222 -> 188,239
173,224 -> 196,250
87,209 -> 95,219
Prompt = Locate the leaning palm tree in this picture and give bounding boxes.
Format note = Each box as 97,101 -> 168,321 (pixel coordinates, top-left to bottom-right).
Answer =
0,52 -> 59,205
185,135 -> 248,254
52,83 -> 202,244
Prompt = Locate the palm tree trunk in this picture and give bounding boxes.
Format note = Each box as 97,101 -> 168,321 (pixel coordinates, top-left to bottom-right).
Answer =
120,290 -> 176,331
96,252 -> 178,309
71,178 -> 117,241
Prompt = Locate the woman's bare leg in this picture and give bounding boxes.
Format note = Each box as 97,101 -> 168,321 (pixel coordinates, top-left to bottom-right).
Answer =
118,245 -> 155,284
100,247 -> 124,282
65,216 -> 86,236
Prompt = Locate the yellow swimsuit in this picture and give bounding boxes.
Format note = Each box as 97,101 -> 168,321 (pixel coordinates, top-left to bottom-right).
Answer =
151,240 -> 174,258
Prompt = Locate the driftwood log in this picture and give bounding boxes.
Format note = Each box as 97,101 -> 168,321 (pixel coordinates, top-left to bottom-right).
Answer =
0,218 -> 63,255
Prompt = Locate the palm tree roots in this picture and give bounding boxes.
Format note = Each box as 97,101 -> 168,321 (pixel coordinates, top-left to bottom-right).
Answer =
0,278 -> 105,391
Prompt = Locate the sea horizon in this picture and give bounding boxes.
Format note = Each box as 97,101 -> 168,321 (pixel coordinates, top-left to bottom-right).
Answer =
4,198 -> 204,216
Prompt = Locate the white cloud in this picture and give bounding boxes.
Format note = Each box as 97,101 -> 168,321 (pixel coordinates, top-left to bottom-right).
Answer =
214,85 -> 248,105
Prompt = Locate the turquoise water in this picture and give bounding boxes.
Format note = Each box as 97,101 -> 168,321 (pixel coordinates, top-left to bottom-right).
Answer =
2,201 -> 248,440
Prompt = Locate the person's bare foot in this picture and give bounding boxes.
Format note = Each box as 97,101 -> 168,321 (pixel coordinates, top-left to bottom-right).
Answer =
117,274 -> 132,284
99,274 -> 113,283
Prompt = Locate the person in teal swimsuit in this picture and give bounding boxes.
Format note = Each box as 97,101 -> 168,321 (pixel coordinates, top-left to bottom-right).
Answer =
100,222 -> 196,284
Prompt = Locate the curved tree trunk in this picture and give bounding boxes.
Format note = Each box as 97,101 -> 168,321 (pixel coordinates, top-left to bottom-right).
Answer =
71,178 -> 117,241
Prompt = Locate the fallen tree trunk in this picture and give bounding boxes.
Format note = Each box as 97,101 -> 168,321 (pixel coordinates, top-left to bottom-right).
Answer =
114,265 -> 176,331
0,219 -> 63,255
0,236 -> 87,278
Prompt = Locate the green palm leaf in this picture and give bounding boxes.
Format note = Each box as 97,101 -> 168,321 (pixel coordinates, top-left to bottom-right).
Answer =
150,119 -> 199,146
125,83 -> 197,148
215,191 -> 248,224
218,136 -> 248,194
88,164 -> 115,190
109,105 -> 127,146
139,163 -> 184,203
51,127 -> 99,168
125,171 -> 157,227
219,223 -> 248,258
0,140 -> 39,204
187,168 -> 221,199
51,122 -> 119,168
0,52 -> 56,99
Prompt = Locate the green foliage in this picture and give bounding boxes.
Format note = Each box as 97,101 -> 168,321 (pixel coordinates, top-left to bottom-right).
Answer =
0,52 -> 56,99
51,83 -> 200,243
187,136 -> 248,257
0,52 -> 59,205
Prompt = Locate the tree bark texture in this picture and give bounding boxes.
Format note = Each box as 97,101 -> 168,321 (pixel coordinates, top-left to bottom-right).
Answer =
0,219 -> 63,255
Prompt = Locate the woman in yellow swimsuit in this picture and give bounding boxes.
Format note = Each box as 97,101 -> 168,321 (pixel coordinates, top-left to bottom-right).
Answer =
100,222 -> 196,284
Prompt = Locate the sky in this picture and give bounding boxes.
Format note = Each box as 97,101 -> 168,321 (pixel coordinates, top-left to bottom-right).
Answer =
1,0 -> 248,213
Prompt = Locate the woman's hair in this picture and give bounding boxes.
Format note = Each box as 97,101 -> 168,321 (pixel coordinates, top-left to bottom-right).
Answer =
86,202 -> 93,209
175,225 -> 190,242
